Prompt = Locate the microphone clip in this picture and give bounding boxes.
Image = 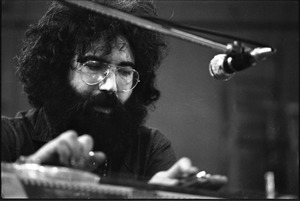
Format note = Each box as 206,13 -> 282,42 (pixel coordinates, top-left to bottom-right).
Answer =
224,41 -> 255,73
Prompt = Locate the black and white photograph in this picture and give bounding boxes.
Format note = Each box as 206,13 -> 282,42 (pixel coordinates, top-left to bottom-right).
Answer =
1,0 -> 299,199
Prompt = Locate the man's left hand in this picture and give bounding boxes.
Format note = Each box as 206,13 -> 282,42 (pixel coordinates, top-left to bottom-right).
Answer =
148,157 -> 199,186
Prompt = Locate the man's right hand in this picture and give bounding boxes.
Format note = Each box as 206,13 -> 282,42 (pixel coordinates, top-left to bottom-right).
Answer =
22,130 -> 106,171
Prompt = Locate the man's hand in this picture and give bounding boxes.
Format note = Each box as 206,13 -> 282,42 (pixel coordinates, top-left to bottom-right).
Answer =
148,157 -> 199,186
22,130 -> 106,171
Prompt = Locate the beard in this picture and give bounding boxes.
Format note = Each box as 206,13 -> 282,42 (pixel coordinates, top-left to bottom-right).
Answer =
43,79 -> 147,163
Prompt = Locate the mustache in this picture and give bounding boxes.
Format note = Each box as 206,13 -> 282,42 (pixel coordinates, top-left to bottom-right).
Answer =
62,91 -> 122,116
63,91 -> 126,118
88,91 -> 121,108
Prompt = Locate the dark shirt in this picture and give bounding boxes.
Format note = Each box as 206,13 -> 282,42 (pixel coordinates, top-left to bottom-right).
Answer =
1,108 -> 177,181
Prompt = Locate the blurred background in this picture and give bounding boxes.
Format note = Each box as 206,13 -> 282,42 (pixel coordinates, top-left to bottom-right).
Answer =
1,0 -> 299,197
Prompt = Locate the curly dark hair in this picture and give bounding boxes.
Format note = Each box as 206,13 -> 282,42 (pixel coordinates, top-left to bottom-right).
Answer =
16,0 -> 168,109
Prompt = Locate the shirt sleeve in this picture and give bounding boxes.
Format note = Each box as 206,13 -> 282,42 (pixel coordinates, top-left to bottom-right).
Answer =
144,129 -> 177,178
1,116 -> 35,162
1,117 -> 21,162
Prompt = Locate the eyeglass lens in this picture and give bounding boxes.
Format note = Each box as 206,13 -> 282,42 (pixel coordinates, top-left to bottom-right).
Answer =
79,61 -> 140,92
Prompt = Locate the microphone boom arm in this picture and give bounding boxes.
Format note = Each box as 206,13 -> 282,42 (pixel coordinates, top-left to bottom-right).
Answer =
60,0 -> 276,81
60,0 -> 228,52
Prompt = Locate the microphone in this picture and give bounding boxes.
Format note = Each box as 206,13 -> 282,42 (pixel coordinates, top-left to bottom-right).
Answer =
60,0 -> 277,82
209,45 -> 276,81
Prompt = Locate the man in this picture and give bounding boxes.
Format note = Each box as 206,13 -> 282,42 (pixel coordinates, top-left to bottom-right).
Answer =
1,0 -> 198,185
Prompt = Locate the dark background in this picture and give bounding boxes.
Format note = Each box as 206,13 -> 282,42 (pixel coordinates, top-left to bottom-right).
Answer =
1,0 -> 299,197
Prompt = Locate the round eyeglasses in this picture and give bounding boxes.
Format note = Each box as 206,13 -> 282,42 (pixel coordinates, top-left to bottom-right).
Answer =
76,60 -> 140,92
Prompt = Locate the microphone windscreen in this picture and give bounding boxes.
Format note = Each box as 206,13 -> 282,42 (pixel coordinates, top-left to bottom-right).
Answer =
209,54 -> 235,81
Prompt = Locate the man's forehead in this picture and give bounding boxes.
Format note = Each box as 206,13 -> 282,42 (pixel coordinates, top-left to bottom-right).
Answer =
77,35 -> 135,64
88,36 -> 130,54
117,37 -> 129,52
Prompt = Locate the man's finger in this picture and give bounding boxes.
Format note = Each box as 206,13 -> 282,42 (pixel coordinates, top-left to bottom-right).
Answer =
59,130 -> 82,160
56,141 -> 72,166
30,130 -> 79,165
78,134 -> 94,154
165,157 -> 193,178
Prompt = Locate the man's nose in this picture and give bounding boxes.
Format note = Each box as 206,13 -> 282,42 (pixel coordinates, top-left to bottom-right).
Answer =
98,72 -> 117,92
